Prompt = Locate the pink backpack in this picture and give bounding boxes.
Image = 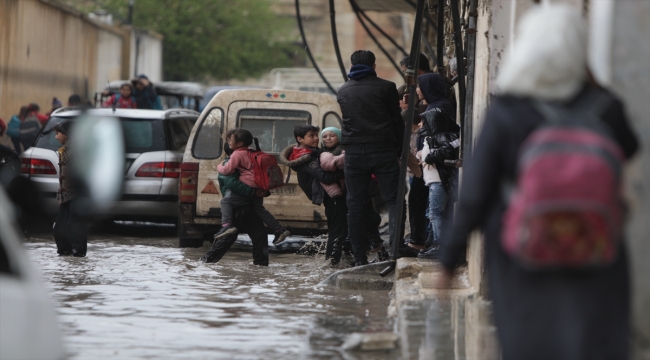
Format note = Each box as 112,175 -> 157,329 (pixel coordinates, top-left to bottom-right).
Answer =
502,91 -> 625,269
249,150 -> 284,191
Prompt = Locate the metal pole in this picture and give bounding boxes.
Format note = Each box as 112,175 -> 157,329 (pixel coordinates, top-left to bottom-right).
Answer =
329,0 -> 348,83
449,0 -> 466,160
380,0 -> 426,278
463,0 -> 478,159
295,0 -> 338,95
436,0 -> 445,73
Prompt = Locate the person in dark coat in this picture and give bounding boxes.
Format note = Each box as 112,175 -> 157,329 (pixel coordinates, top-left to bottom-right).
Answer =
439,6 -> 639,360
131,74 -> 158,109
280,125 -> 346,265
337,50 -> 405,266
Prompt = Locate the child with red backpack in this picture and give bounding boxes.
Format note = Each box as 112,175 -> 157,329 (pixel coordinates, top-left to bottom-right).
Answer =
102,84 -> 137,109
213,128 -> 290,244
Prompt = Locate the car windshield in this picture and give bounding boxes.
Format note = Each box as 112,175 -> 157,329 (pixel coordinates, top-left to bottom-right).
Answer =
35,116 -> 166,153
238,109 -> 311,153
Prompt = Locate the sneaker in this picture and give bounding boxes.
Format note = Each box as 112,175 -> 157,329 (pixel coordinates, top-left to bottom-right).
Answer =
272,228 -> 290,245
213,224 -> 238,241
417,244 -> 440,260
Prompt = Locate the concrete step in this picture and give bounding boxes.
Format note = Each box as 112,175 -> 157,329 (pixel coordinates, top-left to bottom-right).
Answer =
320,261 -> 394,290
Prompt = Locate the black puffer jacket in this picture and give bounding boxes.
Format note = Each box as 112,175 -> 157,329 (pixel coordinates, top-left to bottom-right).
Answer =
279,145 -> 343,205
421,108 -> 460,201
337,75 -> 404,149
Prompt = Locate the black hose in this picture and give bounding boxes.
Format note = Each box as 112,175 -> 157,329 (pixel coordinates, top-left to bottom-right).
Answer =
450,0 -> 466,160
358,10 -> 408,56
329,0 -> 348,83
349,0 -> 403,77
380,0 -> 426,278
295,0 -> 338,95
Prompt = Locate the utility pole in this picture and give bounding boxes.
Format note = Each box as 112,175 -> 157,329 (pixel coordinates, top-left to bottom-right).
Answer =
127,0 -> 134,25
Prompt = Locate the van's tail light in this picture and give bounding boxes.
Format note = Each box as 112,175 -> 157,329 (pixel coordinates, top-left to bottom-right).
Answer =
135,162 -> 181,178
179,162 -> 199,203
21,158 -> 57,175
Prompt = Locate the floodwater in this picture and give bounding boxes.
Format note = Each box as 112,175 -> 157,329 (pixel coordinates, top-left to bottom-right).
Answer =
24,225 -> 399,360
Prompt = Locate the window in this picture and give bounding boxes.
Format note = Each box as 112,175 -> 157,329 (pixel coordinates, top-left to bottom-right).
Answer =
238,109 -> 311,153
121,120 -> 166,153
192,107 -> 224,159
323,112 -> 342,128
168,118 -> 195,151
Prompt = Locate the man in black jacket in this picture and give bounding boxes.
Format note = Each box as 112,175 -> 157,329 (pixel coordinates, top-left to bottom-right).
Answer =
337,50 -> 405,266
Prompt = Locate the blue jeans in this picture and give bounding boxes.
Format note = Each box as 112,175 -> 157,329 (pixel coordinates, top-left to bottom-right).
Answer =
428,182 -> 447,245
344,144 -> 400,262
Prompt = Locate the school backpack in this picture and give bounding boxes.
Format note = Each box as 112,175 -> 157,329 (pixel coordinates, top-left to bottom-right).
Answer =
248,150 -> 284,191
502,89 -> 625,269
7,116 -> 21,138
149,95 -> 163,110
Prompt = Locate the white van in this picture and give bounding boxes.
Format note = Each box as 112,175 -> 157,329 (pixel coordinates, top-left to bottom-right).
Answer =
177,89 -> 342,247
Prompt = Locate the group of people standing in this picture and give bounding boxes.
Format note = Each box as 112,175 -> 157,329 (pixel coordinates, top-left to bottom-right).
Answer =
2,98 -> 71,153
101,75 -> 161,110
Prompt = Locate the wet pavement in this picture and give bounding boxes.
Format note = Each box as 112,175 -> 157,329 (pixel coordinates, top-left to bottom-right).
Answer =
24,223 -> 400,360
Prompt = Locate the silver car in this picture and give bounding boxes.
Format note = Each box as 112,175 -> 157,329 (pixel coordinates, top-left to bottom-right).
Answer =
21,107 -> 198,221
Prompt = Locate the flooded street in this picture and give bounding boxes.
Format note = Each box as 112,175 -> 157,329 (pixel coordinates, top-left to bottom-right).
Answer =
24,225 -> 399,360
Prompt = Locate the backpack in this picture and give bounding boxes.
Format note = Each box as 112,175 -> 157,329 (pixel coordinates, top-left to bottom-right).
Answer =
502,90 -> 625,269
7,116 -> 21,138
248,150 -> 284,191
149,96 -> 163,110
19,113 -> 42,148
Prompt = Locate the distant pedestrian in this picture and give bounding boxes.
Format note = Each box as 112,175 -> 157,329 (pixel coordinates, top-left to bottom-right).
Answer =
28,103 -> 49,125
68,94 -> 82,107
19,107 -> 42,151
7,106 -> 27,152
102,84 -> 137,109
52,121 -> 87,257
131,75 -> 161,109
47,97 -> 63,116
337,50 -> 405,266
439,6 -> 638,360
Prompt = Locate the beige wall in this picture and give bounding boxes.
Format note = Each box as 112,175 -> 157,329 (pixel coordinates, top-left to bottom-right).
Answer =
0,0 -> 124,123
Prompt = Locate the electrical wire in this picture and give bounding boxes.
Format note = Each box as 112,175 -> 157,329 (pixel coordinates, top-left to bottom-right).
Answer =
329,0 -> 348,83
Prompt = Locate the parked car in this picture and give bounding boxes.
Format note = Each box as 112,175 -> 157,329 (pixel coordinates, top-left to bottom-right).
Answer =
0,187 -> 66,360
21,108 -> 199,221
178,89 -> 343,247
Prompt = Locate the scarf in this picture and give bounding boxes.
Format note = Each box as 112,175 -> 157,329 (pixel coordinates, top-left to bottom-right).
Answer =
288,147 -> 313,161
347,64 -> 377,80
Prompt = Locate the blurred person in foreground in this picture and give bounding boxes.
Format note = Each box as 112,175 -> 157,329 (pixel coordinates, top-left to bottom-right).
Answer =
53,121 -> 87,257
439,5 -> 638,360
337,50 -> 404,266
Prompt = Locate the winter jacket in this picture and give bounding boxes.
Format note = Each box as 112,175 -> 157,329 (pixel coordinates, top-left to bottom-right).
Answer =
337,74 -> 404,150
102,94 -> 137,109
279,145 -> 343,205
19,114 -> 41,150
216,147 -> 257,188
134,84 -> 158,109
420,108 -> 460,201
217,157 -> 255,197
7,116 -> 21,139
57,145 -> 79,204
319,151 -> 345,198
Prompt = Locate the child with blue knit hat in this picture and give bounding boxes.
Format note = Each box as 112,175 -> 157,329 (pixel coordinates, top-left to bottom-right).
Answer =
319,127 -> 345,197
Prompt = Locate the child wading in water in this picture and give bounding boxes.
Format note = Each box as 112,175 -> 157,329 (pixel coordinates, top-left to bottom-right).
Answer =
213,129 -> 290,244
280,125 -> 347,265
53,121 -> 88,257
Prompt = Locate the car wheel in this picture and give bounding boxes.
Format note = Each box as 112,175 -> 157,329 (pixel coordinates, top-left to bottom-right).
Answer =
178,238 -> 204,248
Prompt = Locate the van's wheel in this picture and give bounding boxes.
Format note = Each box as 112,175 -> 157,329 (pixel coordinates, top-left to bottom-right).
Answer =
179,237 -> 204,248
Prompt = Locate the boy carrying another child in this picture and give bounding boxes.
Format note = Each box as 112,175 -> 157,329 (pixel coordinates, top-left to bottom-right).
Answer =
213,128 -> 290,245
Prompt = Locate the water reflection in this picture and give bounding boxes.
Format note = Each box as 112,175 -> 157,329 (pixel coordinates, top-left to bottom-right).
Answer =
24,233 -> 398,359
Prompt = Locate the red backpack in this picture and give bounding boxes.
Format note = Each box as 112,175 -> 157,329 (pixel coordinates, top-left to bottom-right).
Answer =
502,90 -> 625,269
248,150 -> 284,191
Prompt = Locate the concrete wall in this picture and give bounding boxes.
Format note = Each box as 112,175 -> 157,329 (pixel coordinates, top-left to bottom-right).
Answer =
128,30 -> 163,82
95,30 -> 123,93
589,0 -> 650,353
0,0 -> 127,123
